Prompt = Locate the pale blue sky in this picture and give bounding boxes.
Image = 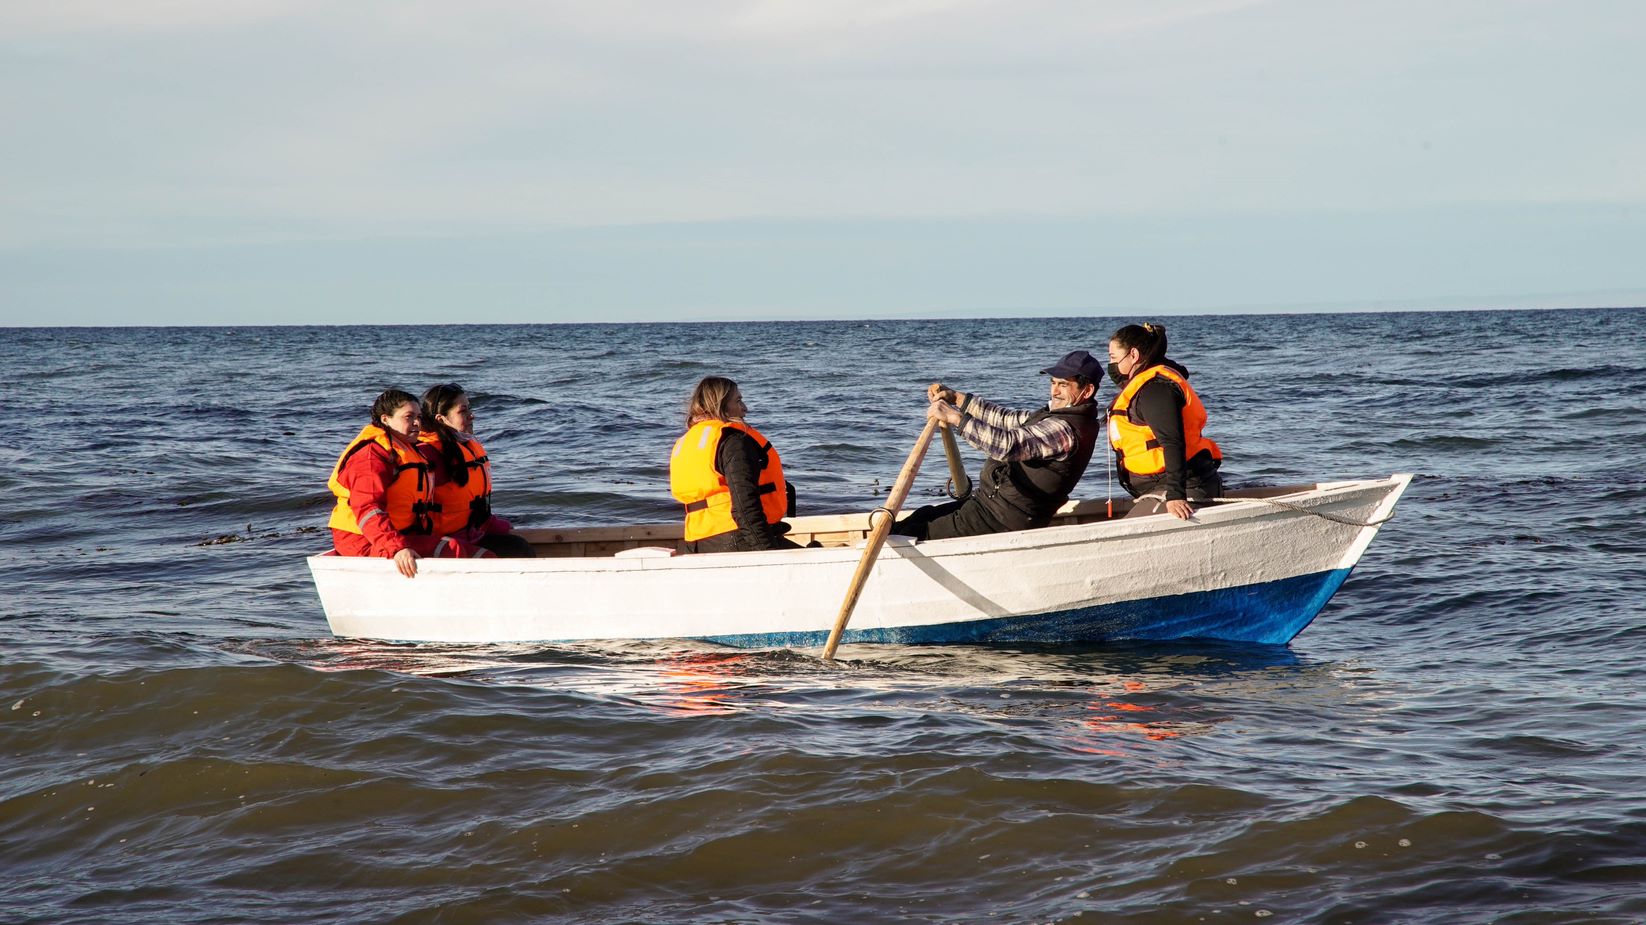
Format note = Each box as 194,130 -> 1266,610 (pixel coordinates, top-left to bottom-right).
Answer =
2,0 -> 1643,325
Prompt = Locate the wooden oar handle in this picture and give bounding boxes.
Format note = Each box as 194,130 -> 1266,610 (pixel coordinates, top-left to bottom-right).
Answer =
822,416 -> 942,660
940,423 -> 971,499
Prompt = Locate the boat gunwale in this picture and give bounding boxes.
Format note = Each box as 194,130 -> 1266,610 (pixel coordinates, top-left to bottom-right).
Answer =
306,475 -> 1410,575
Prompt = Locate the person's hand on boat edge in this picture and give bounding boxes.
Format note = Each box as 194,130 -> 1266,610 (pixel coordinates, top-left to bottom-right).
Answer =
1165,499 -> 1195,520
393,548 -> 421,578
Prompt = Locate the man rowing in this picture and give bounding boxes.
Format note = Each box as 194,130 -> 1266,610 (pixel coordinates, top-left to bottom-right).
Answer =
892,350 -> 1103,541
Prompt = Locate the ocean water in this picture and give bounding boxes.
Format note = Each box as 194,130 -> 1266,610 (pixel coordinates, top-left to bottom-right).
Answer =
3,308 -> 1644,924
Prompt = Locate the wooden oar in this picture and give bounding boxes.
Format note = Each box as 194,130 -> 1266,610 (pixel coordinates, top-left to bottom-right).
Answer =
822,416 -> 942,661
940,423 -> 971,499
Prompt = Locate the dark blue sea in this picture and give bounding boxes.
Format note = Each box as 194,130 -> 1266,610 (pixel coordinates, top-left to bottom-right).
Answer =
4,308 -> 1644,924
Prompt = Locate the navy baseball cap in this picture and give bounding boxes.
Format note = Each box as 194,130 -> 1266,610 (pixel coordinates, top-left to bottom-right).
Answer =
1040,350 -> 1103,381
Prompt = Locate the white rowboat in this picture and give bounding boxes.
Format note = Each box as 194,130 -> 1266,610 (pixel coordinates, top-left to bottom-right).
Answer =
308,475 -> 1412,648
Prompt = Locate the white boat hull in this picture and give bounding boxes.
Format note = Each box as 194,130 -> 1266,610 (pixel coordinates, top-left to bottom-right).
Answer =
309,476 -> 1410,648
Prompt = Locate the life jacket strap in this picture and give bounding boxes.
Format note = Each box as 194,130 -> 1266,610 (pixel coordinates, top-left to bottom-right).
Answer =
683,481 -> 776,513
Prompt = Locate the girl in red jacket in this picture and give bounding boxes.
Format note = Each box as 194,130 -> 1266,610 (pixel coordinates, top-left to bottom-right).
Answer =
327,389 -> 491,577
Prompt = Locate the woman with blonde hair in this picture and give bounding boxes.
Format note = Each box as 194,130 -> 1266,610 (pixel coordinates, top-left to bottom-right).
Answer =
669,376 -> 799,554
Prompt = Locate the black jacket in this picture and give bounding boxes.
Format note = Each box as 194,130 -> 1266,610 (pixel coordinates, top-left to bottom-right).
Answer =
975,400 -> 1101,529
1115,359 -> 1221,502
685,429 -> 795,553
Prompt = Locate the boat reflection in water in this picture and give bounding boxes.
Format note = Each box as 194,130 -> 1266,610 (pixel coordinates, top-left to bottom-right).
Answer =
243,631 -> 1368,763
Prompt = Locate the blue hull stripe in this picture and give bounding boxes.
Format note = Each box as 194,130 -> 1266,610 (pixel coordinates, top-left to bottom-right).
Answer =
700,567 -> 1355,649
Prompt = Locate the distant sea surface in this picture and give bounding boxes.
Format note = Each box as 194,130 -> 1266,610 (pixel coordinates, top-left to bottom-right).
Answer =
4,308 -> 1645,924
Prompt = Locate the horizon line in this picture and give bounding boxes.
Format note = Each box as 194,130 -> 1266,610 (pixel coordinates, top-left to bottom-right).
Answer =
4,302 -> 1642,330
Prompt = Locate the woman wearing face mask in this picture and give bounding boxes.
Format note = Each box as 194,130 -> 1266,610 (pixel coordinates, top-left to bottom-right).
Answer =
419,383 -> 535,559
669,376 -> 801,554
328,389 -> 492,578
1105,323 -> 1224,520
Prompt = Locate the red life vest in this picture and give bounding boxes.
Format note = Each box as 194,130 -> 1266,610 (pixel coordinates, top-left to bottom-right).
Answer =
1107,365 -> 1222,476
327,424 -> 436,535
420,432 -> 493,536
669,420 -> 787,542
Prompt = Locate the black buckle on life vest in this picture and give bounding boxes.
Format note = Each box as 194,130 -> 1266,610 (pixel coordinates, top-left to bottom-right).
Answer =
395,460 -> 430,491
468,496 -> 492,529
686,483 -> 775,513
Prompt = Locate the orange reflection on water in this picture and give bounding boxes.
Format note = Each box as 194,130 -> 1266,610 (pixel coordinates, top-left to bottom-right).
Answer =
1062,677 -> 1221,754
654,668 -> 742,716
650,652 -> 755,717
1082,700 -> 1187,741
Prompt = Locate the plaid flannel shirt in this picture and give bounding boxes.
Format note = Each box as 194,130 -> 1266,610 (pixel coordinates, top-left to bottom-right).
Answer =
955,393 -> 1079,462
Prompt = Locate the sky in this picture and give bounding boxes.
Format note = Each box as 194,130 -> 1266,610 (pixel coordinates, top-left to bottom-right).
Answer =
2,0 -> 1643,325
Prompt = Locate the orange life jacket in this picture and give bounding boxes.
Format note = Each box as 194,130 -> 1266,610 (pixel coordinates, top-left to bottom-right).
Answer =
669,420 -> 787,542
327,424 -> 437,535
420,432 -> 493,536
1107,365 -> 1222,476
